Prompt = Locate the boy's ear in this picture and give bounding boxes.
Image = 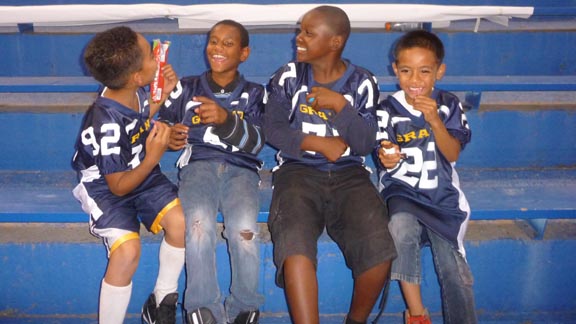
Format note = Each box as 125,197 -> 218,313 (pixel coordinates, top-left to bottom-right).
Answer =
392,62 -> 399,77
330,35 -> 344,51
131,70 -> 145,87
240,46 -> 250,63
436,63 -> 446,80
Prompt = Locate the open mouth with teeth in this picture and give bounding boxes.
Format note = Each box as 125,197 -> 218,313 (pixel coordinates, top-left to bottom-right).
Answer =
409,87 -> 424,97
211,54 -> 226,62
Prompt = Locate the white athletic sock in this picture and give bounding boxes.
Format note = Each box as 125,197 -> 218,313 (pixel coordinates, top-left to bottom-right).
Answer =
99,279 -> 132,324
154,238 -> 185,306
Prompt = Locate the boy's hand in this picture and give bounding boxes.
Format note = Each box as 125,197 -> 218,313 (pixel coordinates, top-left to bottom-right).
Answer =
317,136 -> 348,162
413,95 -> 442,127
306,86 -> 348,113
193,96 -> 228,125
161,64 -> 178,96
168,123 -> 189,151
379,140 -> 404,169
145,121 -> 171,164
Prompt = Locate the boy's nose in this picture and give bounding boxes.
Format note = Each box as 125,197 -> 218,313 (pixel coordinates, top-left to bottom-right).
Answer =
410,73 -> 421,82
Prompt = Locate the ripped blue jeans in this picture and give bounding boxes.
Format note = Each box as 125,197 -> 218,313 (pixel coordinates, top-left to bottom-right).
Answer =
179,160 -> 264,323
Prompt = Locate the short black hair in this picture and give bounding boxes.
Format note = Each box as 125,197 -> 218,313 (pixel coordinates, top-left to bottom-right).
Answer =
394,30 -> 445,64
210,19 -> 250,48
83,26 -> 143,89
312,5 -> 351,43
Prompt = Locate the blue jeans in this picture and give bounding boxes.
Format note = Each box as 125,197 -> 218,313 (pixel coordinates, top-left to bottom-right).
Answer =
389,212 -> 477,324
179,160 -> 264,323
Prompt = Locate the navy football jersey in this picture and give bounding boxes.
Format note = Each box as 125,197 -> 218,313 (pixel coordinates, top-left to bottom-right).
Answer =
265,60 -> 379,171
159,72 -> 264,172
72,87 -> 167,192
375,89 -> 472,253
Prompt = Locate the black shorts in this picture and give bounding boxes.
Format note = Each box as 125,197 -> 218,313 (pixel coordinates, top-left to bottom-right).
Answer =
267,164 -> 397,287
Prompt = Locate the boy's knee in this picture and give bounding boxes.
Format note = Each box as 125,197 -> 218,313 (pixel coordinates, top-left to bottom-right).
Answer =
112,240 -> 141,265
239,229 -> 256,241
388,214 -> 420,242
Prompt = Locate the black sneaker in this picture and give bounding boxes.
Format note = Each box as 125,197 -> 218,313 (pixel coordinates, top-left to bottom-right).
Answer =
186,307 -> 217,324
233,310 -> 259,324
141,292 -> 179,324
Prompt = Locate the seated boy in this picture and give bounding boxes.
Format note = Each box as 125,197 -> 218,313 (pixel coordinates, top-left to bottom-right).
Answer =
264,6 -> 397,324
159,20 -> 265,324
375,30 -> 477,324
71,26 -> 185,324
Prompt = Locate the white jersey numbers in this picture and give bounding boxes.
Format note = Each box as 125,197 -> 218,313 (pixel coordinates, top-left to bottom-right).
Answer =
81,123 -> 120,156
391,142 -> 438,190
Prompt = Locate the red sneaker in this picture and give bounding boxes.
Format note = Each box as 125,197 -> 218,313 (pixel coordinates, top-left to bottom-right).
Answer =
405,308 -> 431,324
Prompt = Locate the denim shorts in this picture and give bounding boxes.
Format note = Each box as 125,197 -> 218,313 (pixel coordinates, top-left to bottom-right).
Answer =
267,164 -> 397,287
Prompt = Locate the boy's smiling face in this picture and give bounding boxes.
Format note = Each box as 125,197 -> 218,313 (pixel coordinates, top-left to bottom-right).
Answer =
206,24 -> 249,75
295,10 -> 335,63
393,47 -> 446,106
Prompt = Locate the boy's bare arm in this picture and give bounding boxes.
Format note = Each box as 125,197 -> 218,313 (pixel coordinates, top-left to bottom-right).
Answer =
105,122 -> 171,196
413,96 -> 461,162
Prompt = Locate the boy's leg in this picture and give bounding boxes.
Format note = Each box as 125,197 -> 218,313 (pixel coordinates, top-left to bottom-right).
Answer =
427,229 -> 477,324
101,238 -> 141,324
179,161 -> 225,321
349,261 -> 390,322
133,173 -> 185,323
154,205 -> 185,303
388,212 -> 427,317
104,238 -> 141,286
220,165 -> 264,322
284,255 -> 319,324
327,166 -> 397,323
99,279 -> 132,324
267,165 -> 325,324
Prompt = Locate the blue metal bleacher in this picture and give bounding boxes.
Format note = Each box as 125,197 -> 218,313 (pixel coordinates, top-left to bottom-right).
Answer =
1,2 -> 576,323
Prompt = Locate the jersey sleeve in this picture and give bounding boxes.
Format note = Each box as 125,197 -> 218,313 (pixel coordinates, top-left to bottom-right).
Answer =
212,84 -> 266,155
159,79 -> 187,124
438,91 -> 472,149
264,64 -> 307,157
372,99 -> 397,170
332,71 -> 379,156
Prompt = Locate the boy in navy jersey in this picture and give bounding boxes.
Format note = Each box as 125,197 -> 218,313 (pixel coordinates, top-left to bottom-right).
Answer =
71,26 -> 185,324
264,6 -> 397,324
159,20 -> 264,324
375,30 -> 477,324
